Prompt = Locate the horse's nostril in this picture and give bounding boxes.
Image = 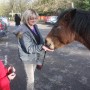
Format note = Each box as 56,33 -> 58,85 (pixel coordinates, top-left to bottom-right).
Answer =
45,39 -> 51,49
45,39 -> 47,44
45,39 -> 50,47
48,43 -> 51,47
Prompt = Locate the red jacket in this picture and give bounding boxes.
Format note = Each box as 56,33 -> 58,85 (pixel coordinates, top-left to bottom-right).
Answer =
0,60 -> 10,90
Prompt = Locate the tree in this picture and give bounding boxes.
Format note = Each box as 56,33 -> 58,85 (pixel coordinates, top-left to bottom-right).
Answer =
32,0 -> 75,15
74,0 -> 90,10
0,0 -> 31,17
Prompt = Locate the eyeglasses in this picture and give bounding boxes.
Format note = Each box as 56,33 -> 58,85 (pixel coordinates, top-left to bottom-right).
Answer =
29,17 -> 38,20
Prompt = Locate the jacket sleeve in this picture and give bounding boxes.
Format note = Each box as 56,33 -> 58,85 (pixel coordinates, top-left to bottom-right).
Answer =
19,32 -> 43,54
0,76 -> 10,90
13,25 -> 22,35
0,61 -> 10,90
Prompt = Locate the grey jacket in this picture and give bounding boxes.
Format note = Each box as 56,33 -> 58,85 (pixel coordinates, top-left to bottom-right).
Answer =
14,24 -> 45,64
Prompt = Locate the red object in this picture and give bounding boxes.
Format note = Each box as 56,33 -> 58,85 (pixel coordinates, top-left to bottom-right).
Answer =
0,22 -> 4,30
36,65 -> 43,70
0,60 -> 10,90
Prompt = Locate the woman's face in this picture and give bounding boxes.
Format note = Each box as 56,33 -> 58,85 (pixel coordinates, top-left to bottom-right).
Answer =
28,16 -> 38,26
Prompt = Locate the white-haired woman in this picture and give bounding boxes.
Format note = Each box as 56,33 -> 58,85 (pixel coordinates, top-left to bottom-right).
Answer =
14,9 -> 53,90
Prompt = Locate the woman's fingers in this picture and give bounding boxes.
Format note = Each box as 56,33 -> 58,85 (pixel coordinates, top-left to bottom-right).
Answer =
8,73 -> 16,80
42,46 -> 54,51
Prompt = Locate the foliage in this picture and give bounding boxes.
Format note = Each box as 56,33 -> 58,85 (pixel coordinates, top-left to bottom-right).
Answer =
0,0 -> 30,17
0,0 -> 90,17
74,0 -> 90,10
32,0 -> 74,15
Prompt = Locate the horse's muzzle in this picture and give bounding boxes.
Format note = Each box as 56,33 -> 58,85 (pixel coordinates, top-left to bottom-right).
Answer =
45,39 -> 52,49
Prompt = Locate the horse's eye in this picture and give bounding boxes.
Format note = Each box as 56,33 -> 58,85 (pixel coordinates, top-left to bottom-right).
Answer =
57,26 -> 61,30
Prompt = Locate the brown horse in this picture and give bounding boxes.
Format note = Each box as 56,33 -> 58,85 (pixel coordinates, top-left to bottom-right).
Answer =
45,9 -> 90,50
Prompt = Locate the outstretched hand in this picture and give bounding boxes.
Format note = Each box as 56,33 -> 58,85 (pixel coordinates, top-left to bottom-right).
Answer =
42,46 -> 54,52
7,66 -> 16,80
8,73 -> 16,80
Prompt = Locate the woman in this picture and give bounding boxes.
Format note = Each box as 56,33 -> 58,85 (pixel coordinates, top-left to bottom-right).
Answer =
0,60 -> 16,90
14,9 -> 53,90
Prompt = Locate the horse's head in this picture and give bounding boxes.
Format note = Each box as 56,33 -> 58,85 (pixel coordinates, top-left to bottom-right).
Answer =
45,9 -> 77,50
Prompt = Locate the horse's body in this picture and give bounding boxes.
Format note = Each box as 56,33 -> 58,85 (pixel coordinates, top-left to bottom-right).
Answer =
45,9 -> 90,50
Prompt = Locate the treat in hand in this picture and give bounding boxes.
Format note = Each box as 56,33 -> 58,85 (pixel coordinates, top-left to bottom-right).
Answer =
8,66 -> 15,75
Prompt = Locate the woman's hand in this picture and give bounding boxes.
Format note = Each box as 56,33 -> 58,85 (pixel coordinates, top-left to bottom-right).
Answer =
8,73 -> 16,80
42,46 -> 54,51
7,66 -> 16,80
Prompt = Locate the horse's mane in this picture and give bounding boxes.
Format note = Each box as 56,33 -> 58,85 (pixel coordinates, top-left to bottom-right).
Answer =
57,9 -> 90,43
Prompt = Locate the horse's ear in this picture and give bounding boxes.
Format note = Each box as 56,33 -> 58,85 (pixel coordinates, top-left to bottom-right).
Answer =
63,9 -> 76,21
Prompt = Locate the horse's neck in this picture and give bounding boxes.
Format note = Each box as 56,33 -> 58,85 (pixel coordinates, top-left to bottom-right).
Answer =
75,34 -> 90,49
